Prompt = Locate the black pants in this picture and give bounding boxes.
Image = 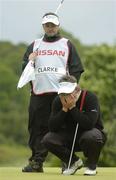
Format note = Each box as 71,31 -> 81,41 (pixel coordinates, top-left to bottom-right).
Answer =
28,93 -> 57,163
43,128 -> 106,168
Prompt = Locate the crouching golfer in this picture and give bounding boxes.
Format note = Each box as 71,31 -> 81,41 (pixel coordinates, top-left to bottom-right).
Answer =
42,75 -> 107,175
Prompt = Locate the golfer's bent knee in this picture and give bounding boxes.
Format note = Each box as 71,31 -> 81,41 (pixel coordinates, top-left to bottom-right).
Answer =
42,132 -> 56,146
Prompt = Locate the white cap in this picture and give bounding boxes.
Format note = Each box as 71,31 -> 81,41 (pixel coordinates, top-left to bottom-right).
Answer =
42,14 -> 60,25
58,82 -> 77,94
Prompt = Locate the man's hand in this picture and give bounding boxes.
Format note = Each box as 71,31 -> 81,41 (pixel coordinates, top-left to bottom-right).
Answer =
29,51 -> 38,61
64,94 -> 76,110
60,94 -> 76,112
59,96 -> 69,112
59,90 -> 81,111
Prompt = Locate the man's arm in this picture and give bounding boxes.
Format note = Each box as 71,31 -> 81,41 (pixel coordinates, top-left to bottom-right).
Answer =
48,96 -> 67,132
67,40 -> 84,82
69,92 -> 100,130
22,42 -> 34,71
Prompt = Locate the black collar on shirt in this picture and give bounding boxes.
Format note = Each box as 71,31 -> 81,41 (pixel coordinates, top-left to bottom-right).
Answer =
43,33 -> 62,42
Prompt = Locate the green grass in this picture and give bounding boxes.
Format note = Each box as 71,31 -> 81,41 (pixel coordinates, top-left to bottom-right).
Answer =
0,167 -> 116,180
0,144 -> 30,166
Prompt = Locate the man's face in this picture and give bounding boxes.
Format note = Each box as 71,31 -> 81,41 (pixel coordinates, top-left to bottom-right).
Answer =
43,23 -> 59,37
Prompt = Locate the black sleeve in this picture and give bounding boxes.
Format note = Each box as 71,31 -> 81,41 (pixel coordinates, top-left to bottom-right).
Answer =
67,40 -> 84,82
69,92 -> 100,130
22,42 -> 34,71
48,96 -> 67,132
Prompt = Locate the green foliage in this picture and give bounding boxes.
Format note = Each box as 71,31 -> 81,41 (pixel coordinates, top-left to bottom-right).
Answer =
0,41 -> 29,145
80,44 -> 116,122
0,144 -> 30,166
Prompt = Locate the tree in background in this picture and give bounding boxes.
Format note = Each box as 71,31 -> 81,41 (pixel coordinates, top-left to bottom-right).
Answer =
0,42 -> 29,145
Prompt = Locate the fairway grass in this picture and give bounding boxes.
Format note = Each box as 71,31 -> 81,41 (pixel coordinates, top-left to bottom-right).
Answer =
0,167 -> 116,180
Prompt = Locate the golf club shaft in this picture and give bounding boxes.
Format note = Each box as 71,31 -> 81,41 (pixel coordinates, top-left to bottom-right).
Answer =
55,0 -> 64,14
67,123 -> 79,169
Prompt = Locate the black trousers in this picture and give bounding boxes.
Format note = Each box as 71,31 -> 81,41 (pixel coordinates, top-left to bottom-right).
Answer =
28,93 -> 57,163
43,128 -> 107,169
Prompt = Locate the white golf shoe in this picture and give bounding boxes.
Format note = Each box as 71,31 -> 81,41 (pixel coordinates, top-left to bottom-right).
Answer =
63,159 -> 83,175
84,167 -> 97,175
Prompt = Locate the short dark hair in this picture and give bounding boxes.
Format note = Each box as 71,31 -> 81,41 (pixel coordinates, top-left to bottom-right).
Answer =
43,12 -> 59,18
59,75 -> 77,83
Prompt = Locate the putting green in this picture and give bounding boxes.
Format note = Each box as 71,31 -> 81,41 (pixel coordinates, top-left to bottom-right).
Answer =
0,167 -> 116,180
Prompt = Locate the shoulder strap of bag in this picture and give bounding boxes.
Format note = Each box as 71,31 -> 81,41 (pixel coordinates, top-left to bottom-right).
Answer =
79,90 -> 87,112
